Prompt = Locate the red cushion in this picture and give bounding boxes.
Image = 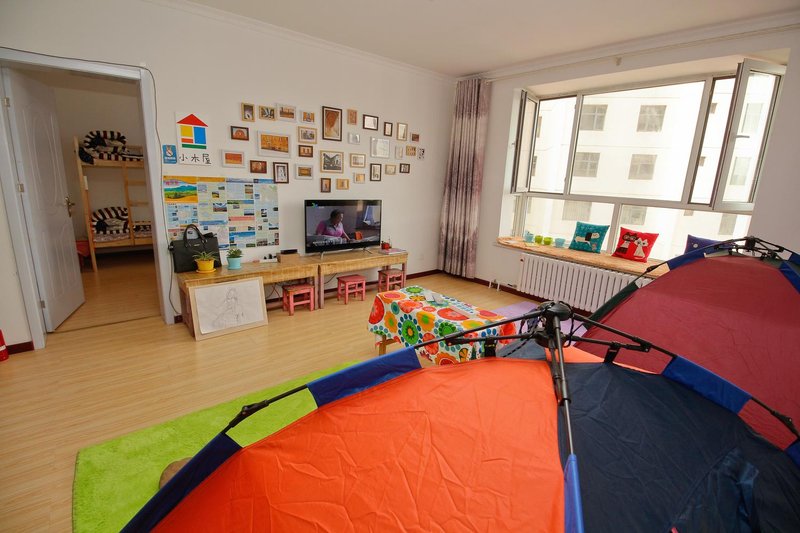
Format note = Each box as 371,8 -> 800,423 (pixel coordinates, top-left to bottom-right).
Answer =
612,227 -> 658,262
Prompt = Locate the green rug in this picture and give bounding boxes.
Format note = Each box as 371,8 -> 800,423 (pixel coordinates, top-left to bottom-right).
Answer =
73,362 -> 354,533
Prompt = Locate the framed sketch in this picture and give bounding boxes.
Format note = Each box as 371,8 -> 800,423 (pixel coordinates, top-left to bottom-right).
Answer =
230,126 -> 249,141
221,150 -> 245,167
353,172 -> 365,184
347,132 -> 361,145
336,178 -> 350,190
395,146 -> 404,159
370,163 -> 382,181
385,164 -> 397,175
400,163 -> 411,173
362,114 -> 379,130
297,126 -> 318,144
258,131 -> 291,158
259,105 -> 276,120
350,153 -> 366,168
295,164 -> 313,180
411,132 -> 420,142
383,122 -> 393,136
277,104 -> 297,122
396,122 -> 408,141
406,145 -> 417,156
322,106 -> 343,141
347,108 -> 357,125
241,103 -> 255,122
300,110 -> 316,124
273,161 -> 290,183
298,144 -> 314,158
320,177 -> 332,193
418,148 -> 426,160
370,137 -> 390,159
188,278 -> 267,340
320,150 -> 344,173
249,159 -> 267,174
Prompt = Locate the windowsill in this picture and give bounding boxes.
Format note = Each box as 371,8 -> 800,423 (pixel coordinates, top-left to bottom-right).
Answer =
496,237 -> 668,278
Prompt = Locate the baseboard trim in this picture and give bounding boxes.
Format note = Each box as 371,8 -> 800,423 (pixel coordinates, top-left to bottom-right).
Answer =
7,341 -> 35,354
470,276 -> 534,299
407,269 -> 442,279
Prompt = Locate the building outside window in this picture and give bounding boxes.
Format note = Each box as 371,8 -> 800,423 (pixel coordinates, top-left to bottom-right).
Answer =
628,154 -> 657,180
637,105 -> 667,132
579,104 -> 607,131
562,200 -> 592,221
573,152 -> 600,177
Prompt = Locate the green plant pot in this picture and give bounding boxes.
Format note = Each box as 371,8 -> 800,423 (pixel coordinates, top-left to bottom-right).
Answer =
227,257 -> 242,270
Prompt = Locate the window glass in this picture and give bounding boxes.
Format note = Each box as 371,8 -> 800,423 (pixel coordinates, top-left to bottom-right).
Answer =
523,198 -> 614,247
530,96 -> 576,193
562,200 -> 592,221
572,82 -> 704,201
573,152 -> 600,177
512,94 -> 537,191
690,77 -> 734,204
620,205 -> 648,225
628,154 -> 657,180
579,104 -> 607,131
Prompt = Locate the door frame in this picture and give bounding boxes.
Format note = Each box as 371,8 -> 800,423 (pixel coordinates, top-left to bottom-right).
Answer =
0,47 -> 172,349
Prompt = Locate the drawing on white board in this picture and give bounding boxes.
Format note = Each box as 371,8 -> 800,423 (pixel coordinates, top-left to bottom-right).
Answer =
193,278 -> 266,335
212,288 -> 246,329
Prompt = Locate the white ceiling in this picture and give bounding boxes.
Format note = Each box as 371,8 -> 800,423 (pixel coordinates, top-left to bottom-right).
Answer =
187,0 -> 799,77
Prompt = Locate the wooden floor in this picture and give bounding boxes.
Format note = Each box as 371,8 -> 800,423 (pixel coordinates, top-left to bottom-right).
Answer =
0,273 -> 533,531
56,250 -> 160,333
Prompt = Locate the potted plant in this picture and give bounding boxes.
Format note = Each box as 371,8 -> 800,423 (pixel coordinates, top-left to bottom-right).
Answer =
193,250 -> 217,273
226,247 -> 243,270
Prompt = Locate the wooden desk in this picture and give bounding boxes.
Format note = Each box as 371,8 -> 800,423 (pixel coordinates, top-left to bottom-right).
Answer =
317,250 -> 408,308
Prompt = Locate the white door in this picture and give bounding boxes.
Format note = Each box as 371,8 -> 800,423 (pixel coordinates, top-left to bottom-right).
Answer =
2,68 -> 84,331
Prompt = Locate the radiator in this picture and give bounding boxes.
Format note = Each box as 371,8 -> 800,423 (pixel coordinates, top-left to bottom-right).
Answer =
517,253 -> 651,313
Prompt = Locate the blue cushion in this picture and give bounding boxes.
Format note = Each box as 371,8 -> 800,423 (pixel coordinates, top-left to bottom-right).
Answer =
683,234 -> 724,254
569,221 -> 609,253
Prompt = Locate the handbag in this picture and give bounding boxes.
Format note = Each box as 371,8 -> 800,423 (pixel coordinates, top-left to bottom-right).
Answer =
168,224 -> 222,273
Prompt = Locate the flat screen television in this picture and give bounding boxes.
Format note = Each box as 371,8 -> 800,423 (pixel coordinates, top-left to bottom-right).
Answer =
304,199 -> 382,254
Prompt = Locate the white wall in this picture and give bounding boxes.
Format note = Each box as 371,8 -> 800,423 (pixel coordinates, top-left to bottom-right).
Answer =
477,22 -> 800,287
0,0 -> 455,344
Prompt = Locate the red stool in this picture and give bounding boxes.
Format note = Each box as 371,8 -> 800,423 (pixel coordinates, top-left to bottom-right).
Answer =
378,268 -> 404,292
337,274 -> 366,304
282,283 -> 315,315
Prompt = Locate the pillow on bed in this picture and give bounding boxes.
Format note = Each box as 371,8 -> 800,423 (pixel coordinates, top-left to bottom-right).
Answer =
568,221 -> 609,253
613,227 -> 658,262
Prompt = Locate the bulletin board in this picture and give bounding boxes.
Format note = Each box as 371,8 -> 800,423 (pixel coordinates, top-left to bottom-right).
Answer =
163,175 -> 279,248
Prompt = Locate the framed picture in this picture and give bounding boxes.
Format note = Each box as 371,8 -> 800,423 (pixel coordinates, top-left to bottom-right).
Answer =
320,177 -> 331,193
277,104 -> 297,122
300,110 -> 316,124
230,126 -> 249,141
347,108 -> 357,125
241,103 -> 255,122
418,148 -> 426,160
383,122 -> 393,136
249,159 -> 267,174
320,150 -> 344,173
221,150 -> 245,167
347,132 -> 361,145
298,144 -> 314,158
410,132 -> 420,142
405,145 -> 417,157
297,126 -> 318,144
395,146 -> 404,159
385,164 -> 397,175
321,106 -> 343,141
295,164 -> 313,180
350,153 -> 366,168
188,278 -> 267,340
257,131 -> 291,158
259,105 -> 276,120
370,137 -> 390,159
370,163 -> 382,181
362,114 -> 379,130
273,161 -> 290,183
400,163 -> 411,173
396,122 -> 408,141
336,178 -> 350,190
353,172 -> 365,184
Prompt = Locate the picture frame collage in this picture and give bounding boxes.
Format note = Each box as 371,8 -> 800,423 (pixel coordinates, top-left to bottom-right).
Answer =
223,101 -> 425,191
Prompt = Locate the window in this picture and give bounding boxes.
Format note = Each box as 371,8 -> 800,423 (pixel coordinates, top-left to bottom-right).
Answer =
530,96 -> 576,193
740,103 -> 763,135
579,104 -> 607,131
690,77 -> 735,204
562,200 -> 592,221
637,105 -> 667,132
729,157 -> 750,186
698,156 -> 706,167
573,152 -> 600,177
620,205 -> 647,225
718,213 -> 737,235
531,155 -> 538,176
536,116 -> 542,138
628,154 -> 657,180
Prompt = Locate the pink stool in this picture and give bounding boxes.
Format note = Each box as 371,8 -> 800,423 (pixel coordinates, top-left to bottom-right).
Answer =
337,274 -> 366,304
282,283 -> 315,315
378,268 -> 404,292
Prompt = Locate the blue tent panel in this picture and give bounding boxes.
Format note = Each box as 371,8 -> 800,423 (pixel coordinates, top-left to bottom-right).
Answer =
308,347 -> 421,407
666,248 -> 706,271
779,260 -> 800,293
788,440 -> 800,468
564,454 -> 585,533
663,356 -> 751,414
122,432 -> 241,532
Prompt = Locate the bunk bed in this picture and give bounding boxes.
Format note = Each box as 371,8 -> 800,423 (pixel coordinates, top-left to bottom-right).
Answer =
72,133 -> 152,271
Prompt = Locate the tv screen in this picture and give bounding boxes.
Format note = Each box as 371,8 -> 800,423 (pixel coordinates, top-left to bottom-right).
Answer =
304,199 -> 382,254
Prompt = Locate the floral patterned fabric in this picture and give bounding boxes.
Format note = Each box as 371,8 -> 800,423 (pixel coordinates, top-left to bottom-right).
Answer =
368,286 -> 517,365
